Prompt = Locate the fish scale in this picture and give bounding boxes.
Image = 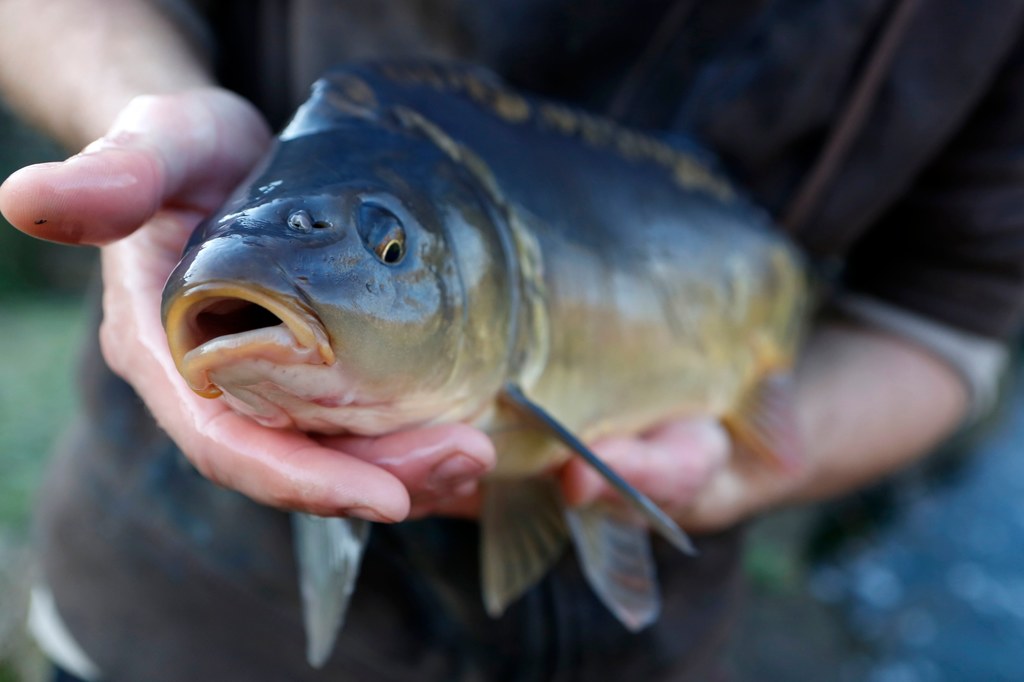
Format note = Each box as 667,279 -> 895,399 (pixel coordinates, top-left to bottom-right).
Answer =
162,62 -> 807,667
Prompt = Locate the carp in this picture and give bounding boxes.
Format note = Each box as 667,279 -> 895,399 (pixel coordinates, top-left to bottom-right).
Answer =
161,63 -> 806,666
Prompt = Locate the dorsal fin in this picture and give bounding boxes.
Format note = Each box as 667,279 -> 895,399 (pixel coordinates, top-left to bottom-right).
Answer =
500,384 -> 696,556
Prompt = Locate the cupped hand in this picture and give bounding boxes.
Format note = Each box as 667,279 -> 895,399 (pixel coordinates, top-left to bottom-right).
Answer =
0,89 -> 495,521
560,417 -> 808,533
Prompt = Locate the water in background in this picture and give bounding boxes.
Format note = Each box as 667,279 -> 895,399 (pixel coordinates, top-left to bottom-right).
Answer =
731,361 -> 1024,682
806,369 -> 1024,682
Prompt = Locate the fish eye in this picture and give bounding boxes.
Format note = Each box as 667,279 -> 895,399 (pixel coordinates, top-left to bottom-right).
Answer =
358,203 -> 406,265
378,237 -> 405,264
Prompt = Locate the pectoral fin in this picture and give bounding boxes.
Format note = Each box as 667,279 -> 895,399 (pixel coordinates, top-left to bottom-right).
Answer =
500,384 -> 696,556
292,513 -> 371,668
481,477 -> 568,617
725,371 -> 802,471
565,503 -> 660,631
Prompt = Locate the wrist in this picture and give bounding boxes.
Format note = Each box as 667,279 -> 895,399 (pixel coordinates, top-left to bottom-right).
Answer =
785,321 -> 968,504
0,0 -> 216,149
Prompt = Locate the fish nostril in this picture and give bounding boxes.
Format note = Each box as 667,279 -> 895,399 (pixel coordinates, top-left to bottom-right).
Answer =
288,210 -> 332,232
188,298 -> 285,349
288,210 -> 314,232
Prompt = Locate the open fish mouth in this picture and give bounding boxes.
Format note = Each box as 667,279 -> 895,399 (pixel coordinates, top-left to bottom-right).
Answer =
164,282 -> 335,398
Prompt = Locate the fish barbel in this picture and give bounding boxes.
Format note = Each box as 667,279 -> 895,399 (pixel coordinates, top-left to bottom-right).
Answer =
161,63 -> 807,666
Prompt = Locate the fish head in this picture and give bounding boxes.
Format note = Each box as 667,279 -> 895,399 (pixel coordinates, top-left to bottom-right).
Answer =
162,122 -> 515,435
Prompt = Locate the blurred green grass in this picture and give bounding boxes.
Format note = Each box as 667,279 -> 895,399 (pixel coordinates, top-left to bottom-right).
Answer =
0,297 -> 87,531
0,295 -> 85,682
0,260 -> 90,682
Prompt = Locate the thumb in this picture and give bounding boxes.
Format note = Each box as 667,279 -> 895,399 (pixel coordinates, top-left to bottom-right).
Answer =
0,88 -> 271,246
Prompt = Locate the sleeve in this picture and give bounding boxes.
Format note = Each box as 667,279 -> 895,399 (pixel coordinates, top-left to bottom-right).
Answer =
842,30 -> 1024,342
832,293 -> 1009,423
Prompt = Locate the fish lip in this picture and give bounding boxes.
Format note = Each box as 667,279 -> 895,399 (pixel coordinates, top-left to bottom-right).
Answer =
164,281 -> 335,398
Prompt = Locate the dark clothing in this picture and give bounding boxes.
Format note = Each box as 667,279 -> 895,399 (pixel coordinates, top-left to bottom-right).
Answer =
37,1 -> 1024,680
53,666 -> 89,682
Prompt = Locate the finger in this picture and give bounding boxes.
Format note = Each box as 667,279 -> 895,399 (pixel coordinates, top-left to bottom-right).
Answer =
318,424 -> 495,499
185,403 -> 412,522
0,154 -> 160,245
0,89 -> 270,245
560,437 -> 633,507
561,419 -> 731,515
408,482 -> 483,520
672,468 -> 749,533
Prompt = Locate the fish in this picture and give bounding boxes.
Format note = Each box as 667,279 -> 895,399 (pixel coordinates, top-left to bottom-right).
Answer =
161,62 -> 807,667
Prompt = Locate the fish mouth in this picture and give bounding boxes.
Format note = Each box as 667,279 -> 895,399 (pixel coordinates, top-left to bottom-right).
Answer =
164,282 -> 335,398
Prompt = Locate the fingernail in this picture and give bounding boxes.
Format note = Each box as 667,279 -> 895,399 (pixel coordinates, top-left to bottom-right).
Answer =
343,506 -> 396,523
429,453 -> 486,489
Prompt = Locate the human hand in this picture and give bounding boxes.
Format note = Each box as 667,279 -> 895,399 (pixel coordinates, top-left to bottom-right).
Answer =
0,90 -> 495,522
560,417 -> 808,533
